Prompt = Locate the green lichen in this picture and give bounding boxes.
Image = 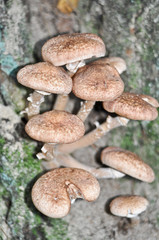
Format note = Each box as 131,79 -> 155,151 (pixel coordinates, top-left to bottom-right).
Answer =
0,137 -> 69,239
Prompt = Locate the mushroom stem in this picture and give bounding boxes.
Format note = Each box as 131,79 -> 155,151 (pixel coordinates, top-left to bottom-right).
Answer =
57,116 -> 129,154
77,100 -> 95,121
25,91 -> 45,118
66,60 -> 85,74
53,94 -> 69,111
37,143 -> 57,162
129,216 -> 140,226
42,153 -> 125,179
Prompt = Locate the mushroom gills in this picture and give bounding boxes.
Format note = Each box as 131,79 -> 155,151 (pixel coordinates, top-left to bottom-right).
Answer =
65,180 -> 84,204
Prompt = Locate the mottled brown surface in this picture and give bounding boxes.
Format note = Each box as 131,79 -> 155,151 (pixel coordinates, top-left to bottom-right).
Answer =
17,62 -> 72,94
42,33 -> 106,66
32,168 -> 100,218
101,147 -> 155,183
72,63 -> 124,101
25,110 -> 85,143
110,195 -> 149,217
103,92 -> 158,120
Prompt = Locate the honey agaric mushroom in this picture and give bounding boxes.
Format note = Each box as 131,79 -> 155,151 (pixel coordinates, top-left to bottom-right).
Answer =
25,110 -> 85,143
17,62 -> 72,117
73,63 -> 124,121
110,195 -> 149,218
42,33 -> 106,73
31,168 -> 100,218
103,92 -> 159,121
92,57 -> 127,74
101,147 -> 155,183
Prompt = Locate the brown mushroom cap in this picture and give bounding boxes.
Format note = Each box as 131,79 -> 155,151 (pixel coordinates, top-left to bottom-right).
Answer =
42,33 -> 106,66
92,57 -> 127,74
25,110 -> 85,143
32,168 -> 100,218
101,147 -> 155,183
72,63 -> 124,101
103,92 -> 158,120
110,195 -> 149,218
17,62 -> 72,94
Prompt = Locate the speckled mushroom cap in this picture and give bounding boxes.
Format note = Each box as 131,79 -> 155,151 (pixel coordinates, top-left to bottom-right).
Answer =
92,57 -> 127,74
17,62 -> 72,94
72,63 -> 124,101
103,92 -> 158,120
110,195 -> 149,218
101,147 -> 155,183
32,168 -> 100,218
25,110 -> 85,143
41,33 -> 106,66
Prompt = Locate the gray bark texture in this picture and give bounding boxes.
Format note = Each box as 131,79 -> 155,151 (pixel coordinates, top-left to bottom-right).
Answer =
0,0 -> 159,239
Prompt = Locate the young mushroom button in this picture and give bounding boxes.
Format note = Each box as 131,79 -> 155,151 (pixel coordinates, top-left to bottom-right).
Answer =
25,110 -> 85,143
101,147 -> 155,183
110,195 -> 149,218
31,168 -> 100,218
41,33 -> 106,73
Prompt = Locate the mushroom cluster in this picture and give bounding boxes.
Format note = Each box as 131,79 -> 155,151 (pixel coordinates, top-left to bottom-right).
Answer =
17,33 -> 159,219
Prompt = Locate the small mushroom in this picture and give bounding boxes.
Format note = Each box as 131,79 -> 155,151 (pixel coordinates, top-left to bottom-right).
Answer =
110,195 -> 149,218
73,62 -> 124,121
25,110 -> 85,143
17,62 -> 72,117
42,33 -> 106,73
31,168 -> 100,218
103,92 -> 159,121
101,147 -> 155,183
92,57 -> 127,74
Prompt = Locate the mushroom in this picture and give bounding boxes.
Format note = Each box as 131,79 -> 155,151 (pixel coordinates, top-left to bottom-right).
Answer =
101,147 -> 155,183
103,92 -> 159,121
73,62 -> 124,121
41,33 -> 106,73
17,62 -> 72,117
109,195 -> 149,218
92,57 -> 127,74
25,110 -> 85,143
31,168 -> 100,218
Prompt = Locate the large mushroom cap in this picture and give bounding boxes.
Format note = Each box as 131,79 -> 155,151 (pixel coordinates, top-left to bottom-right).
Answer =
110,195 -> 149,218
103,92 -> 158,121
25,110 -> 85,143
42,33 -> 106,66
32,168 -> 100,218
101,147 -> 155,183
92,57 -> 127,74
72,63 -> 124,101
17,62 -> 72,94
